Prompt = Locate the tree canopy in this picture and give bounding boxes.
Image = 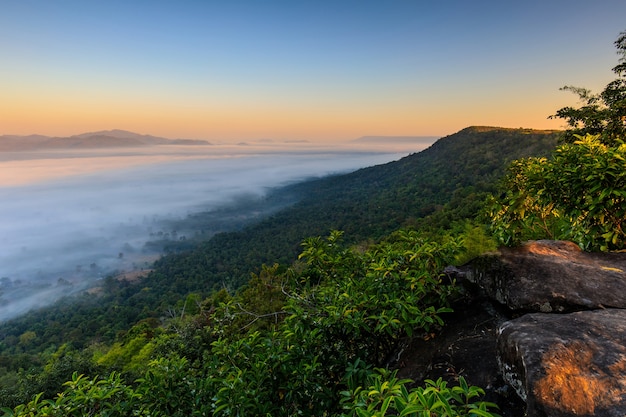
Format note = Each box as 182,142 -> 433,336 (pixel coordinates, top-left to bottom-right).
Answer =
550,31 -> 626,144
1,230 -> 500,417
488,134 -> 626,251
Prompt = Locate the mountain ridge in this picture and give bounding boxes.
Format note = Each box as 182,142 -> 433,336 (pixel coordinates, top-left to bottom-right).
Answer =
0,130 -> 211,151
147,126 -> 562,292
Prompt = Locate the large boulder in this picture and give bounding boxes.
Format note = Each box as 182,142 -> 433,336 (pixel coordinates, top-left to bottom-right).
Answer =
462,240 -> 626,312
409,241 -> 626,416
497,309 -> 626,417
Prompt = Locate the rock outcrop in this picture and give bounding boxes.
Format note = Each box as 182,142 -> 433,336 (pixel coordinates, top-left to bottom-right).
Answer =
407,240 -> 626,417
463,240 -> 626,312
498,309 -> 626,416
468,241 -> 626,416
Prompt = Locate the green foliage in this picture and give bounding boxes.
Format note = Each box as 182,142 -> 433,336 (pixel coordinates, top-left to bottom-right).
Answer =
290,230 -> 461,366
339,368 -> 500,417
93,320 -> 162,378
551,30 -> 626,144
0,344 -> 104,410
134,356 -> 207,416
203,230 -> 462,416
208,330 -> 330,416
488,135 -> 626,251
0,358 -> 208,417
215,263 -> 290,337
453,222 -> 499,265
1,230 -> 493,416
1,372 -> 133,417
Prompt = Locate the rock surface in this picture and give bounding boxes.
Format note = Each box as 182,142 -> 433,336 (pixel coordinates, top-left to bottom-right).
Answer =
497,309 -> 626,417
419,241 -> 626,416
462,240 -> 626,312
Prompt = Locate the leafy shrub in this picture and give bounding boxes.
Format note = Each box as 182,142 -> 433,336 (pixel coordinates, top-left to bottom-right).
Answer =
3,230 -> 473,417
206,230 -> 463,416
1,372 -> 133,417
289,230 -> 460,366
339,368 -> 499,417
488,135 -> 626,251
134,356 -> 206,416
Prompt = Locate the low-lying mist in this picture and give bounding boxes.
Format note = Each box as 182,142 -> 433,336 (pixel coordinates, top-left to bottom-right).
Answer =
0,142 -> 424,322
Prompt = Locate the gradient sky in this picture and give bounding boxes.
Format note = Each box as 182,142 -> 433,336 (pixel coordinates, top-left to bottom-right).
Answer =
2,0 -> 626,142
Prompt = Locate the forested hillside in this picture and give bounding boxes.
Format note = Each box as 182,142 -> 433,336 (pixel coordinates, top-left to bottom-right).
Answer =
151,126 -> 559,284
0,126 -> 559,410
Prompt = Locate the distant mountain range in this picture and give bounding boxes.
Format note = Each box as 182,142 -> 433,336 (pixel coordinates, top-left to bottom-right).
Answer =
0,129 -> 211,151
0,130 -> 443,152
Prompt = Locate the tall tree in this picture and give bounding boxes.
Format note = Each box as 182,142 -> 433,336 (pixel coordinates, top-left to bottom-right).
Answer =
551,30 -> 626,144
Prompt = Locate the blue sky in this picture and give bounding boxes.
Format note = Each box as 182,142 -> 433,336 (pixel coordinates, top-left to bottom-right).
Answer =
1,0 -> 625,141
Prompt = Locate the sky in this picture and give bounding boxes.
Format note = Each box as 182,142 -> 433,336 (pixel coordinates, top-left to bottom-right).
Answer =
2,0 -> 626,142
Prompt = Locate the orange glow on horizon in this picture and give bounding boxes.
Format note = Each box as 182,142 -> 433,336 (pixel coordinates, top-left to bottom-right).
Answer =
0,93 -> 568,142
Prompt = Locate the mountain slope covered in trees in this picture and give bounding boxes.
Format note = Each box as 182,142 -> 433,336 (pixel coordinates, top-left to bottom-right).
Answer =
149,126 -> 559,292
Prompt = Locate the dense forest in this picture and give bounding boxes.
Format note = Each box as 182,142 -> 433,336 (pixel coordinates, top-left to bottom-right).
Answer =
1,30 -> 625,414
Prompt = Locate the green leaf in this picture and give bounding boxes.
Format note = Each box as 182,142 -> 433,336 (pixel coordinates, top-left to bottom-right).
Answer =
399,404 -> 427,416
469,408 -> 500,417
380,396 -> 393,414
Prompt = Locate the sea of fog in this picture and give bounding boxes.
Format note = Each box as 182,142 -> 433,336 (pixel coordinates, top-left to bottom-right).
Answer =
0,142 -> 424,321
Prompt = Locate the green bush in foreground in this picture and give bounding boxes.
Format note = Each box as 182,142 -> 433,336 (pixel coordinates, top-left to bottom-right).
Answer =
2,230 -> 500,416
340,368 -> 499,417
2,369 -> 499,417
206,230 -> 464,416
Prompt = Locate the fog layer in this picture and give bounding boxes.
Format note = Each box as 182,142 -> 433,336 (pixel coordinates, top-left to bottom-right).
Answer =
0,143 -> 417,321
